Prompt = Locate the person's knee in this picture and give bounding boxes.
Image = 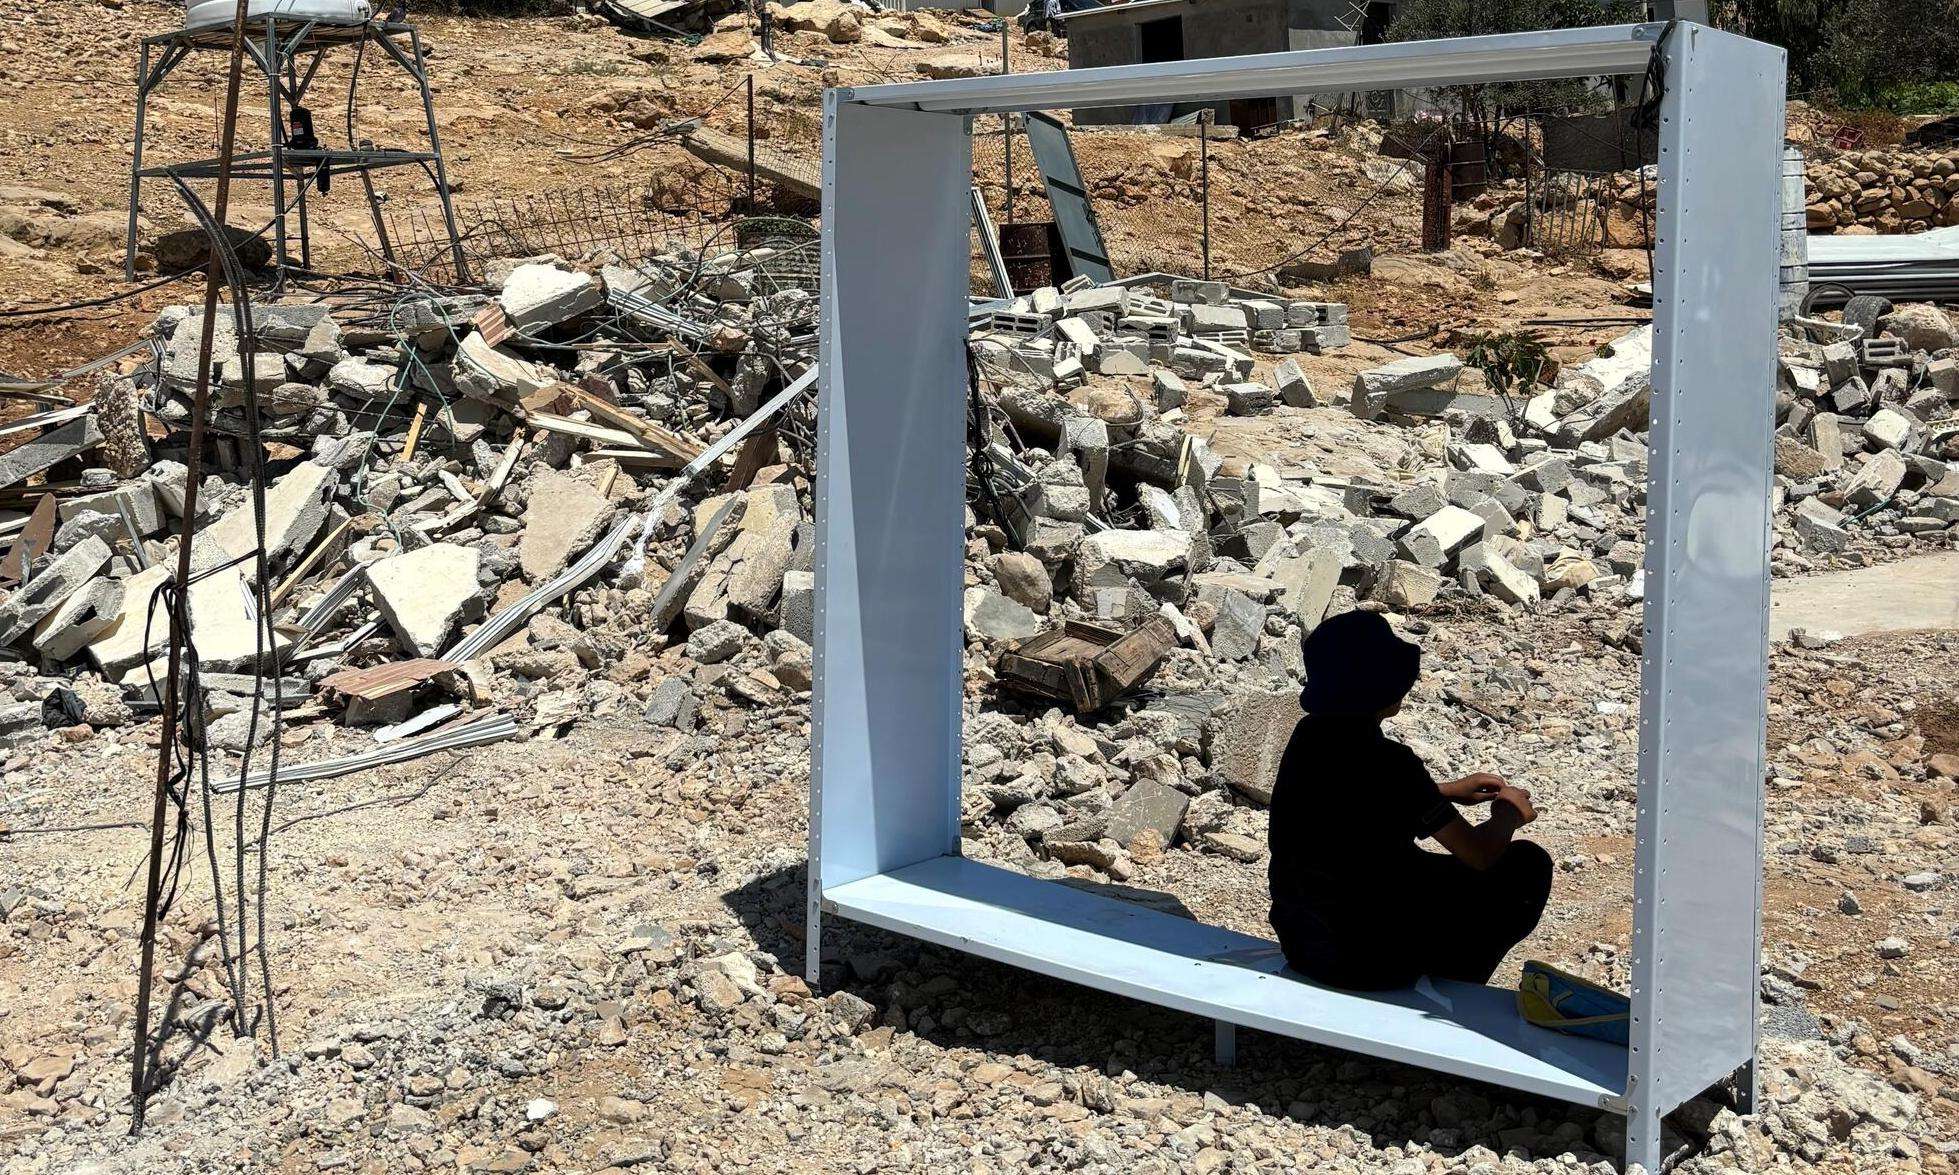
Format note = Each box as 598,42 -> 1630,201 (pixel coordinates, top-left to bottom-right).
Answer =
1504,840 -> 1554,909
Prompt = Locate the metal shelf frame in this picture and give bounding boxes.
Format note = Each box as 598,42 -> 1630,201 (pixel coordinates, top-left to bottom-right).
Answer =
123,16 -> 469,282
807,22 -> 1786,1174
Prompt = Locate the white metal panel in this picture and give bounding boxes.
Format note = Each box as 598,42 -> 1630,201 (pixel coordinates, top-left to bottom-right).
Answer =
810,97 -> 973,923
827,857 -> 1628,1108
183,0 -> 372,31
843,24 -> 1663,114
1629,21 -> 1784,1138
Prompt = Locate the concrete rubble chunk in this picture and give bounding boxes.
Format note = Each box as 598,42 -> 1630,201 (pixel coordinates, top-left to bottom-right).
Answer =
1862,407 -> 1924,453
1267,546 -> 1342,631
1844,449 -> 1908,510
991,551 -> 1052,613
204,461 -> 337,568
32,577 -> 125,661
368,543 -> 482,657
0,416 -> 104,490
1214,687 -> 1302,804
1351,354 -> 1463,420
519,469 -> 616,581
963,586 -> 1043,644
1207,589 -> 1265,661
0,535 -> 112,644
1222,382 -> 1274,416
1774,436 -> 1832,481
1273,358 -> 1318,408
1103,780 -> 1190,850
1373,560 -> 1443,608
686,618 -> 747,664
499,263 -> 603,332
1397,504 -> 1485,568
1076,529 -> 1190,586
325,358 -> 397,402
451,331 -> 556,402
778,570 -> 815,646
1460,542 -> 1540,607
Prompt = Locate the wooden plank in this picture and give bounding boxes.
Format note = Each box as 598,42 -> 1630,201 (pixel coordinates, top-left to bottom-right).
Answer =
557,384 -> 703,462
269,517 -> 353,612
402,400 -> 430,461
524,413 -> 650,449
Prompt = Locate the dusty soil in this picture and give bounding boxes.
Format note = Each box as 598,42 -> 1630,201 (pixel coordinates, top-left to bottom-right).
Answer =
2,6 -> 1956,1175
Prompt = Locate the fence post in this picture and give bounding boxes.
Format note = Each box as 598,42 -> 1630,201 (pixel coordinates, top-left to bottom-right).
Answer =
1001,23 -> 1013,226
1199,111 -> 1210,280
746,73 -> 757,213
1421,140 -> 1453,253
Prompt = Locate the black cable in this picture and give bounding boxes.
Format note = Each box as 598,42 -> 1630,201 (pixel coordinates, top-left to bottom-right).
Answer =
0,271 -> 194,319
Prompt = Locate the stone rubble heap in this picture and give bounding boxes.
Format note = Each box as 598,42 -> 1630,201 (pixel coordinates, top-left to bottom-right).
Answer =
0,247 -> 824,755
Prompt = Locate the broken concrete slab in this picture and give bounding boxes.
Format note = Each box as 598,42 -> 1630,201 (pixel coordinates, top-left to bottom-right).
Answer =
519,469 -> 616,581
1460,541 -> 1540,607
203,461 -> 337,569
1351,354 -> 1463,420
1844,449 -> 1909,510
499,263 -> 603,332
964,586 -> 1043,644
1207,589 -> 1265,661
31,576 -> 125,661
325,358 -> 398,402
1372,559 -> 1444,608
1076,529 -> 1191,586
0,416 -> 103,489
0,535 -> 112,644
368,543 -> 482,657
451,331 -> 557,402
725,517 -> 798,617
1397,504 -> 1485,568
1103,779 -> 1190,850
1214,687 -> 1302,804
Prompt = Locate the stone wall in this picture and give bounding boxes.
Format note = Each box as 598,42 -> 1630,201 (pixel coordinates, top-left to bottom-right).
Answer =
1805,147 -> 1959,234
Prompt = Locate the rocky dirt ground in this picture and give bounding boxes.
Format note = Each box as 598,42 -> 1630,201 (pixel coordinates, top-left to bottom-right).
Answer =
2,4 -> 1959,1175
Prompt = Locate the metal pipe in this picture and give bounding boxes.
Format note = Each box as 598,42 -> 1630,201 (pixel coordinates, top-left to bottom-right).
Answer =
1199,111 -> 1210,280
132,0 -> 254,1134
125,41 -> 153,281
1001,23 -> 1013,227
747,72 -> 758,212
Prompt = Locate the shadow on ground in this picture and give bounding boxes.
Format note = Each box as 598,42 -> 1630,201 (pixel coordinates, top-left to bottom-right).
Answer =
724,863 -> 1655,1169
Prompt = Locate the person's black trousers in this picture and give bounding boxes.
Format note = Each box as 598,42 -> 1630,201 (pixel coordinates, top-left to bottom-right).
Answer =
1275,841 -> 1554,992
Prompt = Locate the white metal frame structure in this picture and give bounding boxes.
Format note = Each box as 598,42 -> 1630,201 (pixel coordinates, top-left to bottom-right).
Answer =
808,24 -> 1783,1173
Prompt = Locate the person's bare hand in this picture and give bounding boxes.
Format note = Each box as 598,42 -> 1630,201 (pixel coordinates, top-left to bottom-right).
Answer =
1440,772 -> 1506,804
1493,785 -> 1537,826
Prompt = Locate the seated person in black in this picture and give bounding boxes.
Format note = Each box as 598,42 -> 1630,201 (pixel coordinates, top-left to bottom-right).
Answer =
1267,610 -> 1552,992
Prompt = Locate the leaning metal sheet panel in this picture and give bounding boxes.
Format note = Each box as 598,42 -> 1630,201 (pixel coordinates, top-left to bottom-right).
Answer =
1022,113 -> 1116,285
1629,23 -> 1783,1137
810,97 -> 973,922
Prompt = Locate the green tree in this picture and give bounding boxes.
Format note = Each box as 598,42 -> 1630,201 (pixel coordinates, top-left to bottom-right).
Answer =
1386,0 -> 1647,117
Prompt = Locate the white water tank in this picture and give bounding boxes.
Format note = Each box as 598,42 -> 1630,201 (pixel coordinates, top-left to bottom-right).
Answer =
184,0 -> 373,32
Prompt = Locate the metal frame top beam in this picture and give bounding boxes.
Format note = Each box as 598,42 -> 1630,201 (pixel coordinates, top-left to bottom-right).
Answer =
843,23 -> 1666,115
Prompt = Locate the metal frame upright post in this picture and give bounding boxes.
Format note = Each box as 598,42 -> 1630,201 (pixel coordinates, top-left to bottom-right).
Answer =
125,40 -> 153,282
1199,110 -> 1210,280
265,18 -> 292,277
391,23 -> 471,284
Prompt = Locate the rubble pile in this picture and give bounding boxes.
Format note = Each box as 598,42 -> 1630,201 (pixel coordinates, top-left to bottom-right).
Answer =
1772,301 -> 1959,562
0,245 -> 824,755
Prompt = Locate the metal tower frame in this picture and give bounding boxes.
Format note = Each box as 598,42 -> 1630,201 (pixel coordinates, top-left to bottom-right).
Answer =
124,16 -> 469,283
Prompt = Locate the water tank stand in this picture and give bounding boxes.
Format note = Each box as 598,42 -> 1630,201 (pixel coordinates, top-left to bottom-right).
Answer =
123,17 -> 470,285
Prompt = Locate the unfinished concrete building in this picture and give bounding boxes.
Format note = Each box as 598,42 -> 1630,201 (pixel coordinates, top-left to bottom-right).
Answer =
1060,0 -> 1400,128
